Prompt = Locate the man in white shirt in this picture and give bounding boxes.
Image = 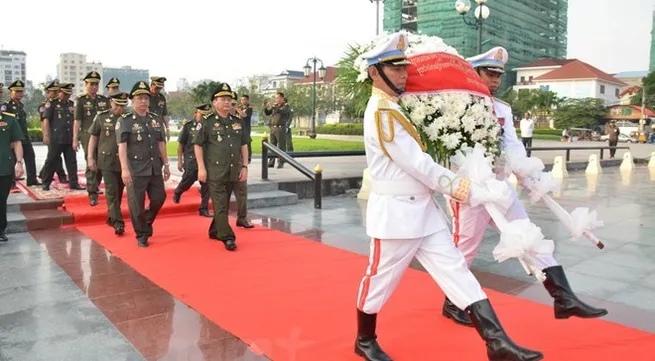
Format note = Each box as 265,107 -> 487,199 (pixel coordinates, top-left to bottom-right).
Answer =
519,112 -> 534,156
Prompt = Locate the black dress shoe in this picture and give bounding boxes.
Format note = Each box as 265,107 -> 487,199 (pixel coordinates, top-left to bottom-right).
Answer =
42,184 -> 50,191
90,197 -> 98,206
199,209 -> 213,217
146,223 -> 153,237
442,297 -> 473,327
137,236 -> 149,247
70,184 -> 86,190
114,224 -> 125,235
236,220 -> 254,228
224,239 -> 237,251
27,180 -> 42,186
59,178 -> 69,184
0,233 -> 8,242
173,192 -> 181,203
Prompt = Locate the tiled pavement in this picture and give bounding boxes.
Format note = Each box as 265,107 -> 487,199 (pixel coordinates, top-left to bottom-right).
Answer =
1,166 -> 655,360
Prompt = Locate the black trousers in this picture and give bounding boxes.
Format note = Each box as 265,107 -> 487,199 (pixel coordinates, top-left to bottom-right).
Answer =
174,167 -> 210,211
42,143 -> 80,186
0,175 -> 13,232
39,151 -> 67,181
609,139 -> 618,157
522,137 -> 532,157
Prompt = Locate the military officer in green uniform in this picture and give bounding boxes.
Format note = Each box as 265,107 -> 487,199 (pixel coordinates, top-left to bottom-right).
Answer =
88,92 -> 129,235
0,111 -> 24,242
41,83 -> 85,191
149,77 -> 171,141
38,81 -> 68,183
173,104 -> 212,217
230,93 -> 253,229
194,83 -> 249,251
105,77 -> 120,96
263,92 -> 291,168
74,71 -> 110,206
2,80 -> 39,186
116,81 -> 170,248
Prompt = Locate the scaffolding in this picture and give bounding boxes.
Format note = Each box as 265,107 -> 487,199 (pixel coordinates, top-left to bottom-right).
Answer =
383,0 -> 569,92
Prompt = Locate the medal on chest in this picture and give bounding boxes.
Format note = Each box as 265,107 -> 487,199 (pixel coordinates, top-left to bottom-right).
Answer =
137,132 -> 143,141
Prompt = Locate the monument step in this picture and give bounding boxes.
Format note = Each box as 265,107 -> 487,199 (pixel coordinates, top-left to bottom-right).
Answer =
247,181 -> 279,193
5,208 -> 73,235
229,190 -> 298,210
7,193 -> 64,212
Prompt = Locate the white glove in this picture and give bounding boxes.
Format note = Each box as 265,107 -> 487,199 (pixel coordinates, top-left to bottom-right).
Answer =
468,178 -> 514,214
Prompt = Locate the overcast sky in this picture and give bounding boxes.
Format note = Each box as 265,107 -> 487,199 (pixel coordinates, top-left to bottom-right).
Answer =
1,0 -> 653,90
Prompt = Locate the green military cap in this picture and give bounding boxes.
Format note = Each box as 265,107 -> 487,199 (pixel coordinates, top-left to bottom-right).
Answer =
8,80 -> 25,91
105,77 -> 120,88
230,91 -> 238,101
196,103 -> 212,115
129,81 -> 150,99
150,76 -> 167,88
45,80 -> 60,91
212,82 -> 233,101
83,71 -> 101,83
110,92 -> 129,106
59,83 -> 75,95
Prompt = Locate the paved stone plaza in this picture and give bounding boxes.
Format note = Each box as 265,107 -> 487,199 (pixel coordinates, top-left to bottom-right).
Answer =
1,151 -> 655,359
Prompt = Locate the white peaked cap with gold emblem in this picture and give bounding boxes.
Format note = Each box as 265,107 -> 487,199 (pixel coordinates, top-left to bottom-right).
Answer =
466,46 -> 509,74
361,32 -> 412,67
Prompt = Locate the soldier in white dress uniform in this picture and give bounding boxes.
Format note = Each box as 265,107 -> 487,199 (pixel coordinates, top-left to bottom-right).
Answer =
442,47 -> 608,327
354,34 -> 543,361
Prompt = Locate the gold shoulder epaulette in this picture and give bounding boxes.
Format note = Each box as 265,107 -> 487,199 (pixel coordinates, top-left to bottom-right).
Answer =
202,113 -> 212,120
121,112 -> 132,119
97,109 -> 110,114
1,112 -> 15,117
493,97 -> 510,107
373,104 -> 426,160
78,93 -> 87,99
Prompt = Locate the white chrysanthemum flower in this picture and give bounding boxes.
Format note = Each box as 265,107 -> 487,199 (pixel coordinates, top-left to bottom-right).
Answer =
440,132 -> 462,150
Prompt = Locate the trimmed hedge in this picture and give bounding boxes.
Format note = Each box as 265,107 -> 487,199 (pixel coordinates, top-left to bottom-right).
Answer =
316,123 -> 364,135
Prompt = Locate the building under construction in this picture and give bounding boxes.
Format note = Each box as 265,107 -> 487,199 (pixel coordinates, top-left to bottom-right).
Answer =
383,0 -> 568,92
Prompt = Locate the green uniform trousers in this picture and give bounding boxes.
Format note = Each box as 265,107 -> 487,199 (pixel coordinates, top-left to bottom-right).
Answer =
230,180 -> 247,222
103,170 -> 125,227
208,178 -> 237,241
80,133 -> 102,196
126,175 -> 167,238
268,125 -> 286,165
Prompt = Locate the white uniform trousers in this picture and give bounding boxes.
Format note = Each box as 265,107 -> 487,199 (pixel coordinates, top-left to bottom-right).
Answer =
450,185 -> 559,270
357,228 -> 487,314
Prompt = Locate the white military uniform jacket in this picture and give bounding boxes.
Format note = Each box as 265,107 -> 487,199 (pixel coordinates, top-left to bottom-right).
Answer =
493,98 -> 526,158
363,88 -> 465,240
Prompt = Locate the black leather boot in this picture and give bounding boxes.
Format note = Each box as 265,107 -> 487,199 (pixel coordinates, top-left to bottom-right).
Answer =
543,265 -> 608,319
354,310 -> 392,361
467,299 -> 543,361
442,297 -> 473,327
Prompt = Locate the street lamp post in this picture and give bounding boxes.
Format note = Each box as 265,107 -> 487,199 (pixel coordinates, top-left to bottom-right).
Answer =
455,0 -> 491,54
369,0 -> 385,35
303,57 -> 327,139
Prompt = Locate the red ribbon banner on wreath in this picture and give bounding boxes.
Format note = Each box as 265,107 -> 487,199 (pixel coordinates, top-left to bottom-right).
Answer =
404,52 -> 492,98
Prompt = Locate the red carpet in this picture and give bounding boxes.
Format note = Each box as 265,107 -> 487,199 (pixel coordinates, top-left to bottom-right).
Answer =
75,214 -> 655,361
63,187 -> 211,225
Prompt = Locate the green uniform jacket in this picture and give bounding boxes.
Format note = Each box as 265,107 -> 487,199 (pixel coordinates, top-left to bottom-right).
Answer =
1,99 -> 27,140
88,110 -> 121,172
149,93 -> 168,119
0,112 -> 24,176
75,94 -> 110,136
265,104 -> 291,126
179,119 -> 202,170
43,99 -> 75,144
193,113 -> 248,182
115,112 -> 166,177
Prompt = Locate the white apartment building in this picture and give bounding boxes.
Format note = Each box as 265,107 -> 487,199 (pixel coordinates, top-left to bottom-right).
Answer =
0,50 -> 27,86
57,53 -> 103,97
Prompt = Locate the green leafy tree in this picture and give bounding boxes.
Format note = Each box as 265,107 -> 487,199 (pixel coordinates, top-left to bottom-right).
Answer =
553,98 -> 607,128
191,81 -> 222,104
166,91 -> 196,120
630,71 -> 655,109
